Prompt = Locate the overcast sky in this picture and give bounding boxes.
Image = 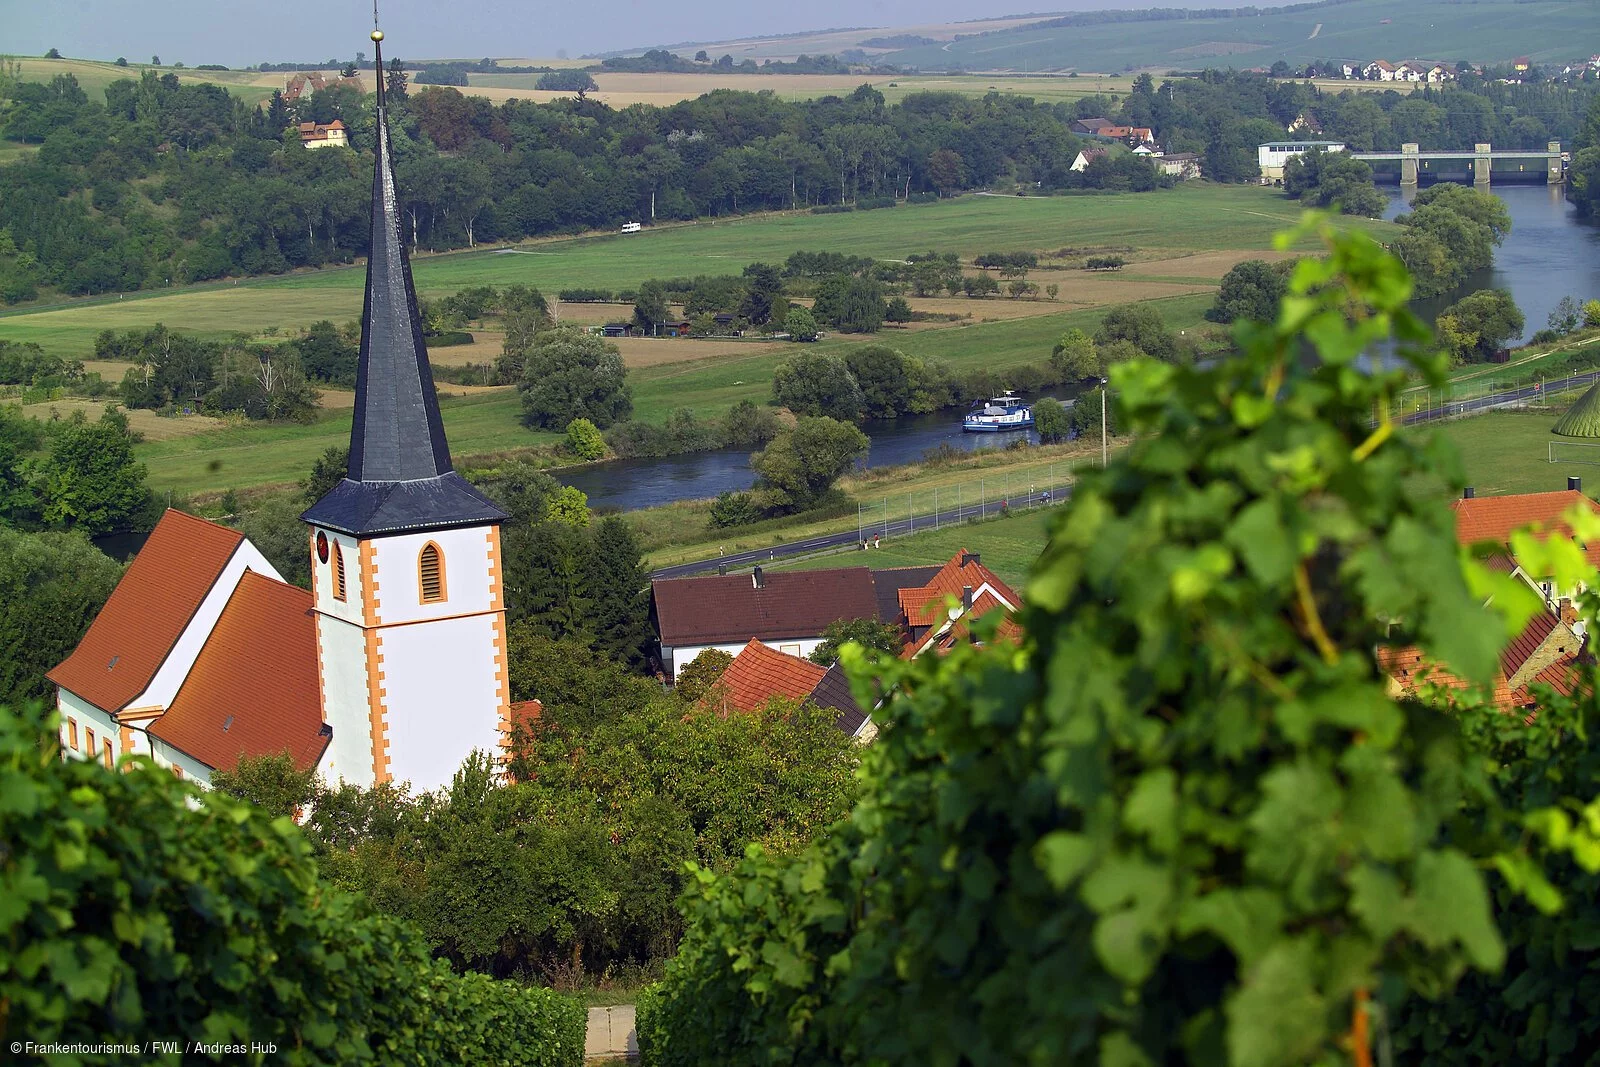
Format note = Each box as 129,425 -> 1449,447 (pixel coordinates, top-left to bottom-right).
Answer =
3,0 -> 1289,66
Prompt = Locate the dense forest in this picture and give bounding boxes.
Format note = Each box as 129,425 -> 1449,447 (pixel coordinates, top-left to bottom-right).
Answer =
0,62 -> 1594,303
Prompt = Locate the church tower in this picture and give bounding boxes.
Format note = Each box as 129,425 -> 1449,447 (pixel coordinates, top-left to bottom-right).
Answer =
303,27 -> 511,792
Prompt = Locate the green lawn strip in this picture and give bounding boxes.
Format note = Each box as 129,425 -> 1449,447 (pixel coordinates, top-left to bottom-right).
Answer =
639,442 -> 1099,570
771,506 -> 1056,589
1416,405 -> 1589,498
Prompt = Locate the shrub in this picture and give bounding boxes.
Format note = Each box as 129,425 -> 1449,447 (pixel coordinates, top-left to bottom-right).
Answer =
565,417 -> 607,460
426,329 -> 474,347
855,196 -> 896,210
810,204 -> 853,214
0,701 -> 587,1066
709,490 -> 762,528
1084,255 -> 1126,270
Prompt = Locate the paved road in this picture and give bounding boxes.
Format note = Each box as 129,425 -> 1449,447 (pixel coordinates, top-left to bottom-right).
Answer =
650,496 -> 1068,579
1397,370 -> 1599,426
585,1004 -> 637,1061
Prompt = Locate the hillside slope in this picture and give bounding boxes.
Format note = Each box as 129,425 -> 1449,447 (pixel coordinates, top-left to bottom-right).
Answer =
885,0 -> 1596,72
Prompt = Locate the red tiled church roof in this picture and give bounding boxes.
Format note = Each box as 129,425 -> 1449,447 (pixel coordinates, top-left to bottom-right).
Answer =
48,510 -> 243,713
147,570 -> 328,773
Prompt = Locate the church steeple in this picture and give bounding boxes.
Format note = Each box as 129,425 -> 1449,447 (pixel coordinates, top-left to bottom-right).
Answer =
302,27 -> 507,537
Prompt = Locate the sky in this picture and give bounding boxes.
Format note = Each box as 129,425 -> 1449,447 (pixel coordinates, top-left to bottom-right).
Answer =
2,0 -> 1295,66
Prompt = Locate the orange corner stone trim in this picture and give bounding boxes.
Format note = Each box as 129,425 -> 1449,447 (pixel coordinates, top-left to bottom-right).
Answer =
486,527 -> 513,757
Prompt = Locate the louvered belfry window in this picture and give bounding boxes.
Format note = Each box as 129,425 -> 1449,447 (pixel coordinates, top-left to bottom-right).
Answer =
419,543 -> 445,603
332,541 -> 347,601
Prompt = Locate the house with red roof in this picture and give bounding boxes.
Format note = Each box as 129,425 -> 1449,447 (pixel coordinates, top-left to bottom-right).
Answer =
298,119 -> 349,149
1452,482 -> 1600,610
49,510 -> 329,784
897,550 -> 1023,659
701,639 -> 870,738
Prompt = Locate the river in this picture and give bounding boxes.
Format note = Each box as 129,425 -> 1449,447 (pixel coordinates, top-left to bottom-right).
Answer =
562,183 -> 1599,513
1384,183 -> 1600,345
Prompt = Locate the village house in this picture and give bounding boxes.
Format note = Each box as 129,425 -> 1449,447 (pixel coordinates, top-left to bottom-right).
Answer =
651,566 -> 883,680
653,551 -> 1023,683
298,119 -> 349,149
1364,60 -> 1399,82
1070,146 -> 1109,172
51,41 -> 523,794
283,70 -> 364,102
1453,482 -> 1600,610
1156,152 -> 1201,180
702,639 -> 871,739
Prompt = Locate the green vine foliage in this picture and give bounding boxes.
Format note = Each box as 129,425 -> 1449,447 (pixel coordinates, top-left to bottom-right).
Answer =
0,703 -> 586,1066
636,219 -> 1557,1067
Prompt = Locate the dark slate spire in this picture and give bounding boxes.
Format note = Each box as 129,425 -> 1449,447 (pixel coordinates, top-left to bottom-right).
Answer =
303,27 -> 506,538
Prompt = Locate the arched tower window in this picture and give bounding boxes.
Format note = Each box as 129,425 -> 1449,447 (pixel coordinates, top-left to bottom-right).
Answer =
419,542 -> 446,603
332,541 -> 347,601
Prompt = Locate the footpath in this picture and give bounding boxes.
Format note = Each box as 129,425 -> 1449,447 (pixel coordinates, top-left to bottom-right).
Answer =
585,1004 -> 639,1061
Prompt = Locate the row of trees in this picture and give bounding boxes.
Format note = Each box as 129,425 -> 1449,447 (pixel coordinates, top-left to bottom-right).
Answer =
20,62 -> 1588,304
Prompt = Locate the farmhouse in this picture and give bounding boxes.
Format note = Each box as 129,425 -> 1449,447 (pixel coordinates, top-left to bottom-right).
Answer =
1364,60 -> 1399,82
298,119 -> 349,149
1453,483 -> 1600,608
51,38 -> 518,794
1070,147 -> 1109,172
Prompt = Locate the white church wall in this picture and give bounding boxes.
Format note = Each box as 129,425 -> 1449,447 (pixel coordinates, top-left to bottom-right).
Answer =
315,614 -> 375,788
128,540 -> 281,714
368,527 -> 495,626
310,528 -> 365,627
378,614 -> 502,792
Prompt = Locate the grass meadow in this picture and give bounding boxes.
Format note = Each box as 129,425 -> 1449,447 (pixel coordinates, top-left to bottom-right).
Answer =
776,506 -> 1058,589
0,185 -> 1393,498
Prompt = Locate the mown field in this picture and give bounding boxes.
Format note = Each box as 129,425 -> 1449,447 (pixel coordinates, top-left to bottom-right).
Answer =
884,0 -> 1595,72
0,185 -> 1392,357
1427,406 -> 1598,497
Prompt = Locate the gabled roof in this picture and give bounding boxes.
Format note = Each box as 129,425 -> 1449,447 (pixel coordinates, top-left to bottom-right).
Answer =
300,31 -> 507,539
898,549 -> 1020,627
49,510 -> 243,713
708,638 -> 828,713
652,568 -> 880,646
871,566 -> 941,622
1500,608 -> 1560,681
700,640 -> 867,734
146,570 -> 329,773
1452,490 -> 1600,569
809,662 -> 867,735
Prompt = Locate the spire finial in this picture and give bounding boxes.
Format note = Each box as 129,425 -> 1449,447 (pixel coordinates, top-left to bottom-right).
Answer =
371,5 -> 385,107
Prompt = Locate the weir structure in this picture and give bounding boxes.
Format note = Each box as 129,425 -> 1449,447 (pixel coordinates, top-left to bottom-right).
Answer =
1358,141 -> 1565,186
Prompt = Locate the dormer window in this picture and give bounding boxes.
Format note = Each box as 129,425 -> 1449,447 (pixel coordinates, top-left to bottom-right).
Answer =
332,541 -> 347,602
419,543 -> 445,603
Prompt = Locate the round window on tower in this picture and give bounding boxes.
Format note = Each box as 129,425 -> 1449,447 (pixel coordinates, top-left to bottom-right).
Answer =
316,531 -> 329,564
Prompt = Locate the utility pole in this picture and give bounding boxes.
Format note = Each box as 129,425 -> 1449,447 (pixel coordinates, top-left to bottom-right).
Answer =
1101,379 -> 1109,467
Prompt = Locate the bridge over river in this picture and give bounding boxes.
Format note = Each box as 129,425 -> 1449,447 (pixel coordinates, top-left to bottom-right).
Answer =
1352,141 -> 1565,185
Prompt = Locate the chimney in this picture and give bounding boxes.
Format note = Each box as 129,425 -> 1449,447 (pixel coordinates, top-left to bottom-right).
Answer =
962,585 -> 973,610
1462,487 -> 1475,499
1569,476 -> 1583,493
717,564 -> 727,575
752,566 -> 765,589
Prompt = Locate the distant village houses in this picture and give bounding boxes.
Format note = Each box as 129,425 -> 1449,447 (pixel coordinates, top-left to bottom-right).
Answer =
283,71 -> 365,102
298,119 -> 348,149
